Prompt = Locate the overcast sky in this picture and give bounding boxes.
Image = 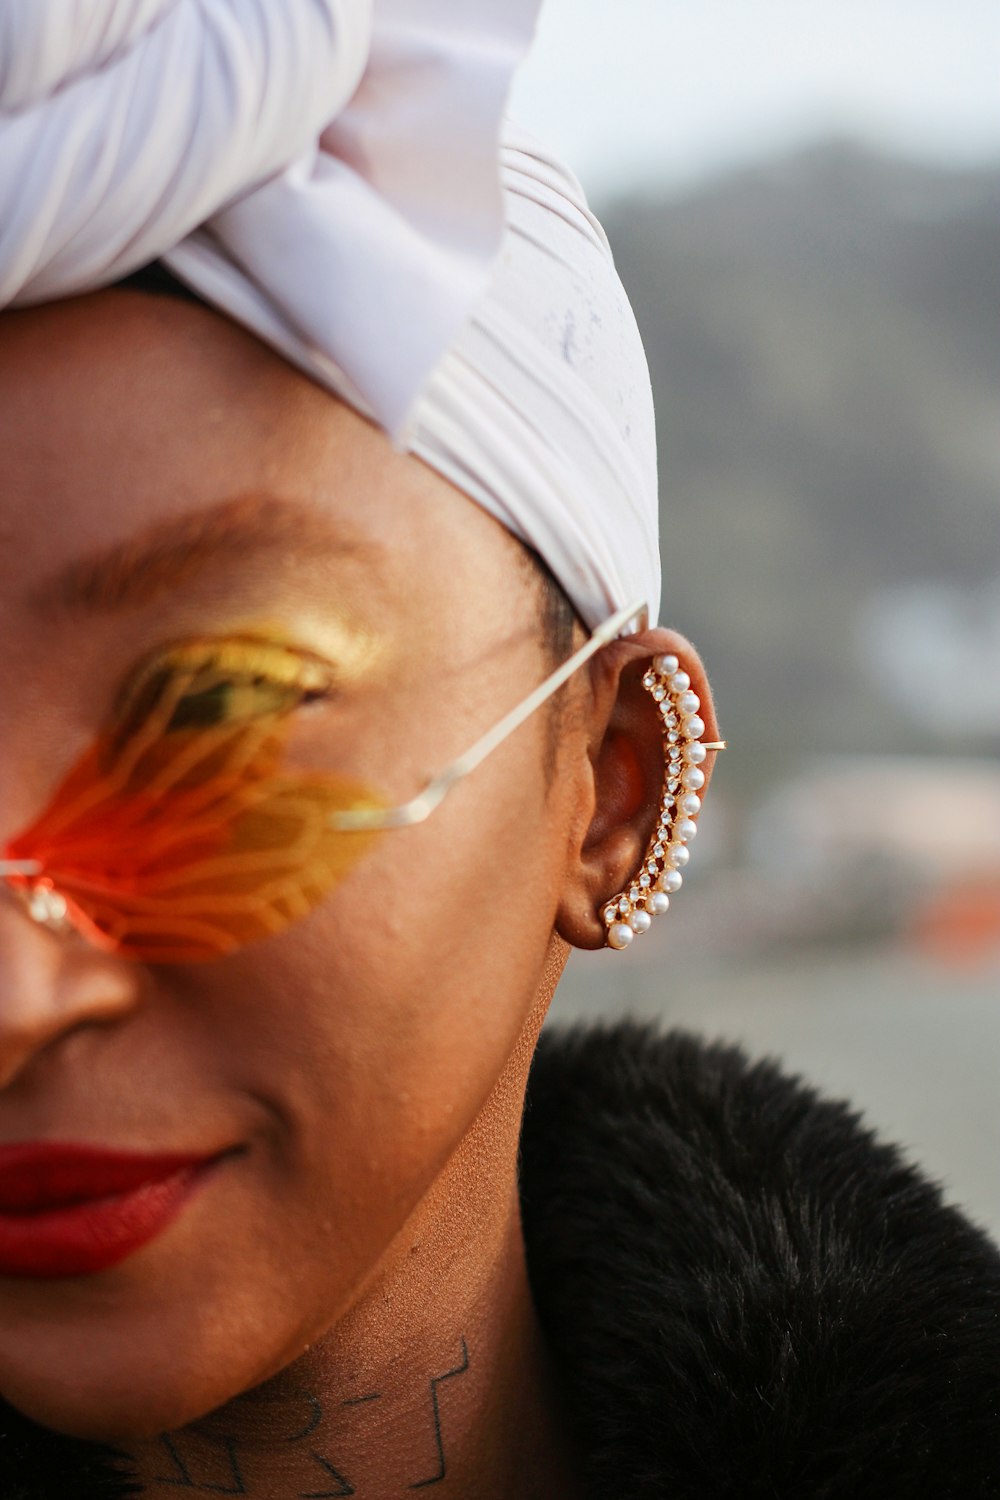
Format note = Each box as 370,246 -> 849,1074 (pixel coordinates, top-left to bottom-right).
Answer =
509,0 -> 1000,199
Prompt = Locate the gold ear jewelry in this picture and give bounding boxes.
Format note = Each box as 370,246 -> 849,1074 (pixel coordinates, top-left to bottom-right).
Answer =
602,654 -> 725,951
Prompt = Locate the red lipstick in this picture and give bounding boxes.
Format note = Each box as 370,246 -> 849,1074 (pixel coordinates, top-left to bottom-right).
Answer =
0,1143 -> 221,1278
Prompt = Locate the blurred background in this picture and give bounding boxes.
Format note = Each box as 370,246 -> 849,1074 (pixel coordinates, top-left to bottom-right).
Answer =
511,1 -> 1000,1238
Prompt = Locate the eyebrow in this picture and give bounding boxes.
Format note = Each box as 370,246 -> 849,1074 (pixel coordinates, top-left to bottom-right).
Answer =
30,493 -> 377,618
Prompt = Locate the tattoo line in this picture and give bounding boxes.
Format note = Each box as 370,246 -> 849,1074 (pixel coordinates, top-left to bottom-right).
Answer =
153,1433 -> 247,1494
408,1338 -> 471,1490
298,1452 -> 355,1499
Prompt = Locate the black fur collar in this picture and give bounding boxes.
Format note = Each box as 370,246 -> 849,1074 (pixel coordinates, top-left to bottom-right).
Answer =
3,1023 -> 999,1497
520,1024 -> 1000,1498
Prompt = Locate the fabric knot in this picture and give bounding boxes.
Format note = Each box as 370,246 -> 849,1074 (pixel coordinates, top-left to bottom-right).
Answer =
0,0 -> 537,435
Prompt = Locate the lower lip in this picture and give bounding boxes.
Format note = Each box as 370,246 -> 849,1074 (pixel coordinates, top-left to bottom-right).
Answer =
0,1163 -> 217,1279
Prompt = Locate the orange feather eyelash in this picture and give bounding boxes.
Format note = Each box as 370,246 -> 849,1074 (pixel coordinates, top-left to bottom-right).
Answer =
2,637 -> 385,964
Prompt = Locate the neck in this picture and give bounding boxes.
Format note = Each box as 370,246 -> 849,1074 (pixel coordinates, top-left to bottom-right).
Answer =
127,974 -> 580,1499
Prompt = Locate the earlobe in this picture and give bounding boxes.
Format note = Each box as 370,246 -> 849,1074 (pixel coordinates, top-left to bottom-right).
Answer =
555,629 -> 720,952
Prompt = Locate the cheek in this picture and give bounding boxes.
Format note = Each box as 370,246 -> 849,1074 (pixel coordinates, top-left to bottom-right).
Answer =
261,749 -> 559,1207
198,745 -> 555,1318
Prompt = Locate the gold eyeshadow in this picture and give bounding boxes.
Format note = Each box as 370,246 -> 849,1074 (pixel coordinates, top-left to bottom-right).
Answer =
230,615 -> 384,685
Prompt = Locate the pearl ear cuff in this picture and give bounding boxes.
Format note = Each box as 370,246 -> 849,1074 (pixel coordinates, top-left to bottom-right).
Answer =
602,654 -> 725,951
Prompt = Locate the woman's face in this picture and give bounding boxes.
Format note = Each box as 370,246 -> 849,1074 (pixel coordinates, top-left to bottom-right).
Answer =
0,292 -> 585,1439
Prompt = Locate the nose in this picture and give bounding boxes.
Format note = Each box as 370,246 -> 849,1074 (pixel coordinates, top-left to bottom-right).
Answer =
0,885 -> 142,1091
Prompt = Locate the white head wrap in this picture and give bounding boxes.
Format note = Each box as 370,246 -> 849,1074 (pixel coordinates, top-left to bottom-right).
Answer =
0,0 -> 660,628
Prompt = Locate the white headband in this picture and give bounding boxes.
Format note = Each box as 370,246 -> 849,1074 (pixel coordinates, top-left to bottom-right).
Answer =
0,0 -> 660,628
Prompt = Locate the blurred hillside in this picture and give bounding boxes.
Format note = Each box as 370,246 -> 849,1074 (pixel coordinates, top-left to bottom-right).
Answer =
601,144 -> 1000,811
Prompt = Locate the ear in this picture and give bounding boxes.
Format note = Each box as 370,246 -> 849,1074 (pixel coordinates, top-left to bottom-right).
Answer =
554,627 -> 720,951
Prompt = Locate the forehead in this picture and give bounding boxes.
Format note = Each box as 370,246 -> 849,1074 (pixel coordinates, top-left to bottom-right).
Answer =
0,291 -> 403,573
0,291 -> 525,639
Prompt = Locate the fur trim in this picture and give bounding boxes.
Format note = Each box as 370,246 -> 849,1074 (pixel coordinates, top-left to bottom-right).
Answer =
0,1401 -> 137,1499
520,1023 -> 1000,1498
3,1023 -> 999,1497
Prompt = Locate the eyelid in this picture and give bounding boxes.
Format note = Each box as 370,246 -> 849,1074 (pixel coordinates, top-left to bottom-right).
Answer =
113,632 -> 342,730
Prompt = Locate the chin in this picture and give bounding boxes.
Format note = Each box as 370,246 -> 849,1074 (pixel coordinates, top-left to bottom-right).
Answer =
0,1286 -> 328,1449
0,1369 -> 197,1446
0,1319 -> 251,1447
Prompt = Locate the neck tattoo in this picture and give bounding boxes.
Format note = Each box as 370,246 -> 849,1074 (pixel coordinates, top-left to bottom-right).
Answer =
141,1337 -> 472,1497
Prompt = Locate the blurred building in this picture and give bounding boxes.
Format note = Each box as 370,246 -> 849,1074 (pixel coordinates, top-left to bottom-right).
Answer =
748,755 -> 1000,958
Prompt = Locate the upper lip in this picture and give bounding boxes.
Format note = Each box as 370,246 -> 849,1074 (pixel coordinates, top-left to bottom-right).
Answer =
0,1143 -> 222,1213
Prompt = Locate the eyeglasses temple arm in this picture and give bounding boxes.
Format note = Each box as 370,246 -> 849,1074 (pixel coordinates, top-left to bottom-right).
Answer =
328,598 -> 649,831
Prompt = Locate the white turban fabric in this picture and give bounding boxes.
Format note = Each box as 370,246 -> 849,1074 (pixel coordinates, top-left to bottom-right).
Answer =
0,0 -> 660,628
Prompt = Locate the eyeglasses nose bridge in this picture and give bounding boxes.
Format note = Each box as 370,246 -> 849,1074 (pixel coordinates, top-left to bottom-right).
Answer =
0,859 -> 44,878
0,864 -> 74,941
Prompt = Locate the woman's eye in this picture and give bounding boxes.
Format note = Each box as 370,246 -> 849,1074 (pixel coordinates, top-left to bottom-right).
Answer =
163,673 -> 298,729
112,636 -> 337,740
